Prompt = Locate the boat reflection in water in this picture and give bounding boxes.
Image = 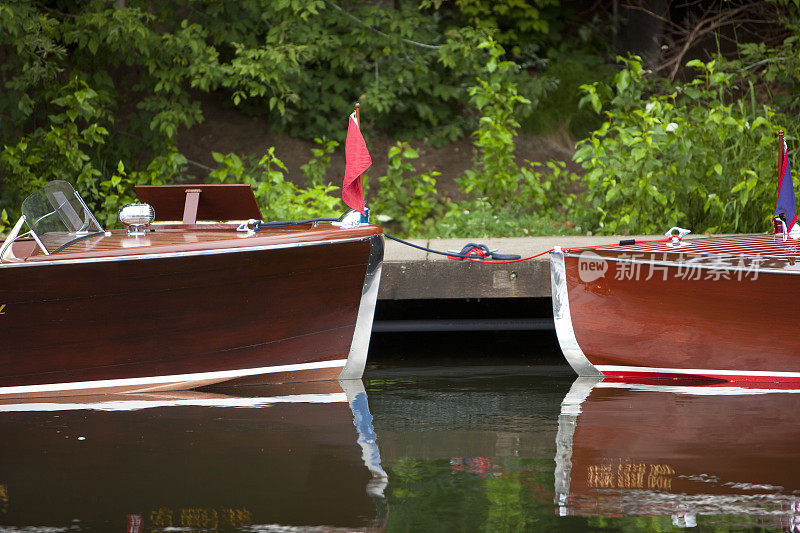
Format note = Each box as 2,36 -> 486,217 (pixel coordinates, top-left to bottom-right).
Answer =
0,379 -> 386,531
555,377 -> 800,529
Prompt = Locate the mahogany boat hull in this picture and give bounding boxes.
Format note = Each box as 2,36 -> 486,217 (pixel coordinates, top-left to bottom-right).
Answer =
0,230 -> 383,398
551,235 -> 800,382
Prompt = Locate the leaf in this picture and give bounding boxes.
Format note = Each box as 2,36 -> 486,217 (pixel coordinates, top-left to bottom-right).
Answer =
616,69 -> 630,93
751,116 -> 767,130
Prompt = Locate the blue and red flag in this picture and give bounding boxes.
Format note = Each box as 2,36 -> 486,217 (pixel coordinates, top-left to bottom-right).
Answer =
775,145 -> 797,232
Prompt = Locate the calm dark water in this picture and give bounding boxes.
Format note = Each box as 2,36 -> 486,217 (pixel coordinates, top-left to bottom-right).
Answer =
0,360 -> 797,531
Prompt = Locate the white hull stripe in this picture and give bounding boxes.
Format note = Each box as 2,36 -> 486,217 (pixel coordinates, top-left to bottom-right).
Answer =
596,381 -> 800,396
0,359 -> 347,395
0,393 -> 349,412
596,364 -> 800,378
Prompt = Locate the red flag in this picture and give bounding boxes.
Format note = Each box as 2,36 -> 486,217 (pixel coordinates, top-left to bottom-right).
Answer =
343,112 -> 372,214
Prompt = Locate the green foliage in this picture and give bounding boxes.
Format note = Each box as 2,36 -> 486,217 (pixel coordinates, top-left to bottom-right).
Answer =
456,0 -> 557,36
198,0 -> 499,143
458,39 -> 532,204
372,142 -> 442,235
0,77 -> 110,228
422,0 -> 559,60
518,160 -> 576,214
730,3 -> 800,115
0,0 -> 304,229
300,137 -> 340,187
522,50 -> 615,140
574,56 -> 784,235
425,39 -> 578,237
431,200 -> 580,238
7,2 -> 794,241
207,147 -> 342,221
0,0 -> 562,236
384,456 -> 573,532
365,39 -> 578,238
484,474 -> 537,531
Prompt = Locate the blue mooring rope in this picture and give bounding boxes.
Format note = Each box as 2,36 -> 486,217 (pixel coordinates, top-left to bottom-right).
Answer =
248,217 -> 522,261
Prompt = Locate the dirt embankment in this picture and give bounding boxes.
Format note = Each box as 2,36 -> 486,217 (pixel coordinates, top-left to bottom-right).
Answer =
177,95 -> 581,200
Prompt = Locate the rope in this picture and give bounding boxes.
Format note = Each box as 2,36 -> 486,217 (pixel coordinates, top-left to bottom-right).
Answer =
249,216 -> 676,262
385,234 -> 486,260
563,237 -> 673,251
385,234 -> 675,263
253,218 -> 339,230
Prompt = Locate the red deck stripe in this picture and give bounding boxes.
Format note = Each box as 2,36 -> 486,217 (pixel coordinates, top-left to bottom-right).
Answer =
591,235 -> 800,258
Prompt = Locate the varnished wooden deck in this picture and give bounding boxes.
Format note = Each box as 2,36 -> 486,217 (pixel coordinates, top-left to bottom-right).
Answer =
567,234 -> 800,272
581,234 -> 800,258
21,223 -> 382,263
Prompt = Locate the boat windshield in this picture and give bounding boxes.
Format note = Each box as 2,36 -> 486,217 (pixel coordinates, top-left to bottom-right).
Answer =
21,180 -> 105,254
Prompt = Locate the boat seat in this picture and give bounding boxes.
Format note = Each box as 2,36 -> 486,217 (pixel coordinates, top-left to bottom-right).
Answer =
134,184 -> 263,224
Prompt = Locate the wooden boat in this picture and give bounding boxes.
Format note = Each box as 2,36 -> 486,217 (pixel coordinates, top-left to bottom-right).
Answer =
0,379 -> 387,531
551,232 -> 800,383
0,181 -> 383,397
556,377 -> 800,527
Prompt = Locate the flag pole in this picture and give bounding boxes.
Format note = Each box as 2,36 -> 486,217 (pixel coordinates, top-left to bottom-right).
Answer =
355,102 -> 367,222
775,129 -> 789,235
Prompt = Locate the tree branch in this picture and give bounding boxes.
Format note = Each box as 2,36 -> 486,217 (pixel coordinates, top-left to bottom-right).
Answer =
324,1 -> 441,51
666,3 -> 752,80
739,56 -> 786,72
620,3 -> 683,31
36,3 -> 76,18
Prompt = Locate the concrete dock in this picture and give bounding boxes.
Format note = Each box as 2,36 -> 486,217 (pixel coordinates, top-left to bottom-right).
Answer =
378,236 -> 659,300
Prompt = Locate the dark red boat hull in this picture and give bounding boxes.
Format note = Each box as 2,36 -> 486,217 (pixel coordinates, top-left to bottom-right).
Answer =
551,235 -> 800,382
0,230 -> 381,397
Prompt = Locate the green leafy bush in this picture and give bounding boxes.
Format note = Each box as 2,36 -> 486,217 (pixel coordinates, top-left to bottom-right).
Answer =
363,38 -> 578,238
522,50 -> 615,141
300,137 -> 340,187
457,40 -> 532,204
1,78 -> 111,228
433,39 -> 578,236
371,141 -> 442,235
574,56 -> 784,235
207,147 -> 343,221
0,1 -> 562,237
422,0 -> 558,59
